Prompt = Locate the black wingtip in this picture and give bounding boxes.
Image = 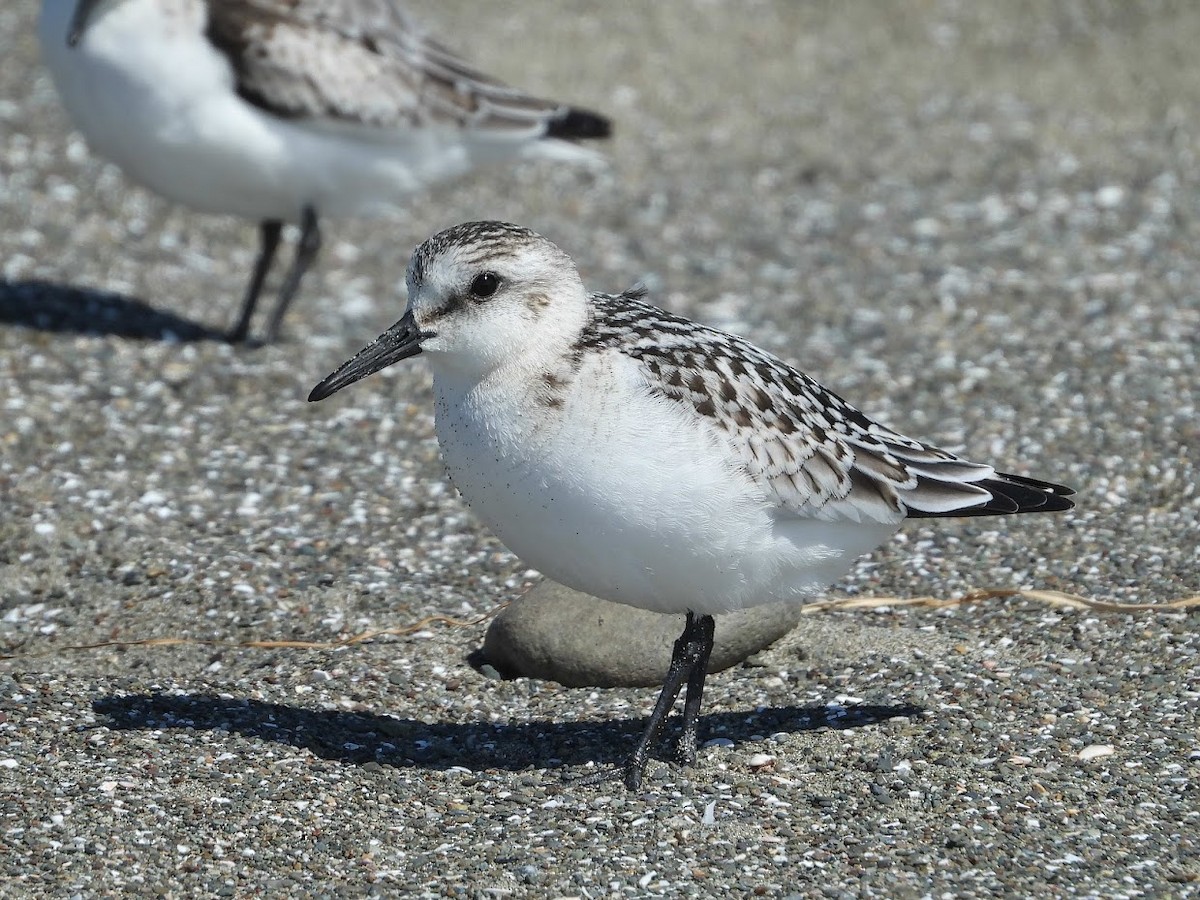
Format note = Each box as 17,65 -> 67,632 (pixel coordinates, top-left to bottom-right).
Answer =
995,472 -> 1076,511
546,107 -> 612,141
906,472 -> 1075,519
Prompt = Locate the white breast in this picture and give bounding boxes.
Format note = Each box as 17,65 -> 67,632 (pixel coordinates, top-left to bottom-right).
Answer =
432,351 -> 898,615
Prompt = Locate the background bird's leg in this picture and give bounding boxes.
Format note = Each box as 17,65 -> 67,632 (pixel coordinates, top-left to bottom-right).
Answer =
265,205 -> 321,344
228,219 -> 282,344
624,611 -> 703,790
674,613 -> 715,765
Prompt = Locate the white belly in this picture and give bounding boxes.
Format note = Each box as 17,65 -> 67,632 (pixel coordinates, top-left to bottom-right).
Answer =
433,356 -> 896,615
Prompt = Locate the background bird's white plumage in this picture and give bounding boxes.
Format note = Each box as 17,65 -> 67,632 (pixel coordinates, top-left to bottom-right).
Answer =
36,0 -> 609,223
36,2 -> 609,340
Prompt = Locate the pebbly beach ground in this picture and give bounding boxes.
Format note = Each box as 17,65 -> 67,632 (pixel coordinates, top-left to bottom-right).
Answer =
1,1 -> 1198,896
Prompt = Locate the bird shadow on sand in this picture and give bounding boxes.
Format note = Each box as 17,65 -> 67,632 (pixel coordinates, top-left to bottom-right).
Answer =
0,279 -> 224,342
92,692 -> 923,775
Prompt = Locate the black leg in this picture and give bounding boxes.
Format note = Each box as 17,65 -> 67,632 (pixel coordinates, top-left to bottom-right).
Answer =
228,220 -> 282,344
264,205 -> 321,344
624,611 -> 714,790
674,613 -> 715,765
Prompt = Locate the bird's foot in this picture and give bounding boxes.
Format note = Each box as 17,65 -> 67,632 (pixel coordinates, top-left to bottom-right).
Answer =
568,759 -> 657,791
563,762 -> 626,788
227,329 -> 268,349
226,324 -> 252,346
674,738 -> 698,768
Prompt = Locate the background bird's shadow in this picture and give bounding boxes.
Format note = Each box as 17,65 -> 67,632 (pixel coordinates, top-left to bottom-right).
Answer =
92,692 -> 924,773
0,279 -> 223,342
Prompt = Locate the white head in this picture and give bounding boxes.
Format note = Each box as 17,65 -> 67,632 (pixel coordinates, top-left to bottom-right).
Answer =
310,222 -> 590,400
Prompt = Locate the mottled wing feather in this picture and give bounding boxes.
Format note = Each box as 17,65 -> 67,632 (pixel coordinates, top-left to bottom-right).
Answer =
205,0 -> 600,133
582,291 -> 1072,524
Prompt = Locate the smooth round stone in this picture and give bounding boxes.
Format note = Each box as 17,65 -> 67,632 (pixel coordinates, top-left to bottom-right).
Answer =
479,580 -> 805,687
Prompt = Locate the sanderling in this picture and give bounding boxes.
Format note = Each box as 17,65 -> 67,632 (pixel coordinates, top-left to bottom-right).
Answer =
38,1 -> 610,344
309,221 -> 1075,789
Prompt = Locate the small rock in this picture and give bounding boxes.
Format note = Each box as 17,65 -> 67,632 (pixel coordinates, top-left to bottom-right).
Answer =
1077,744 -> 1115,761
479,580 -> 805,687
476,663 -> 503,680
747,753 -> 776,770
1094,185 -> 1125,208
912,217 -> 943,239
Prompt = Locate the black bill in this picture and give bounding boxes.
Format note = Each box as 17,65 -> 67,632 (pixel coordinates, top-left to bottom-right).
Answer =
67,0 -> 104,47
308,310 -> 426,402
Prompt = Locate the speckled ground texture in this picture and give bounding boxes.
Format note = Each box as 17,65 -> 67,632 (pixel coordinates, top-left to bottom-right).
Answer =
2,1 -> 1198,897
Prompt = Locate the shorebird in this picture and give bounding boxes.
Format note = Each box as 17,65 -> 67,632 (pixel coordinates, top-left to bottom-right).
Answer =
38,0 -> 610,343
309,221 -> 1075,789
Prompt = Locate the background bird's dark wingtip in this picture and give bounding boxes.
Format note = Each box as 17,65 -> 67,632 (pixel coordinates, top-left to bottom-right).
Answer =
547,107 -> 612,141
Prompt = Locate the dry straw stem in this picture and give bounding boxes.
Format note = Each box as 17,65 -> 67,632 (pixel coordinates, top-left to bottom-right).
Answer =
804,588 -> 1200,614
2,589 -> 1197,662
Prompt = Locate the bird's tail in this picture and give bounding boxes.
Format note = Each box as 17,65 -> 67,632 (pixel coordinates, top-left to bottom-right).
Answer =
546,107 -> 612,142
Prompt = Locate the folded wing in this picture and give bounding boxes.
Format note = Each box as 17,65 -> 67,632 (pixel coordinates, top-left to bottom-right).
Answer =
599,291 -> 1074,525
206,0 -> 611,137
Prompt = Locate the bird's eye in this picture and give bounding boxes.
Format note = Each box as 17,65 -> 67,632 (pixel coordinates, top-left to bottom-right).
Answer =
469,272 -> 501,300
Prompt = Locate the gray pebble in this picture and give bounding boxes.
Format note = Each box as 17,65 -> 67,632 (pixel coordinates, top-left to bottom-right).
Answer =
479,579 -> 805,686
